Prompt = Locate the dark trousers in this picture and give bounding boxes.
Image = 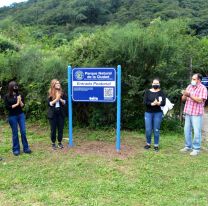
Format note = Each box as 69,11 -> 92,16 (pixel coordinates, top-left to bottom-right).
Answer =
49,109 -> 64,143
8,113 -> 30,153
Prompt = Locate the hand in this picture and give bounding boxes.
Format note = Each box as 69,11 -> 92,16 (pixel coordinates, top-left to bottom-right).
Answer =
56,92 -> 61,100
17,96 -> 21,104
181,89 -> 185,95
156,100 -> 161,106
183,90 -> 190,97
151,99 -> 158,106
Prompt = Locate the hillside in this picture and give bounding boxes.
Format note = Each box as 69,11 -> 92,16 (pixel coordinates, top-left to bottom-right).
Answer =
1,0 -> 208,36
0,0 -> 208,128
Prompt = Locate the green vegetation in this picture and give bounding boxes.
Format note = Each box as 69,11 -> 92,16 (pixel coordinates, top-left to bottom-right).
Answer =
0,122 -> 208,205
1,2 -> 208,205
1,0 -> 208,36
0,0 -> 208,129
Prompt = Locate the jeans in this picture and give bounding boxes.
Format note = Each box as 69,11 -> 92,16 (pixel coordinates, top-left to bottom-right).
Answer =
145,112 -> 163,146
8,113 -> 30,153
184,114 -> 202,150
49,110 -> 64,143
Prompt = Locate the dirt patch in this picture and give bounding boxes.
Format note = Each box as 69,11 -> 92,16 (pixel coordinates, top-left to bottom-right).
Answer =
30,138 -> 144,160
67,140 -> 141,159
1,123 -> 145,160
26,123 -> 145,159
27,123 -> 49,136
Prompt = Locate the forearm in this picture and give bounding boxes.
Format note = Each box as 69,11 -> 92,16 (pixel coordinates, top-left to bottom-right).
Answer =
19,101 -> 24,107
60,98 -> 66,105
145,101 -> 152,106
12,102 -> 19,108
181,95 -> 187,102
50,98 -> 58,106
144,96 -> 152,105
160,99 -> 166,106
189,95 -> 203,103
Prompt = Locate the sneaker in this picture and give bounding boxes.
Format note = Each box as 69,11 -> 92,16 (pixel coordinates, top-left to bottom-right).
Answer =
144,145 -> 151,149
190,150 -> 200,156
52,143 -> 57,150
24,149 -> 32,154
13,151 -> 20,156
58,142 -> 64,149
154,146 -> 159,152
180,147 -> 192,152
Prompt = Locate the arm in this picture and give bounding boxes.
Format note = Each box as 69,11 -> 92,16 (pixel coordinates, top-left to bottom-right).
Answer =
181,88 -> 189,102
188,94 -> 204,103
60,94 -> 67,105
144,90 -> 158,106
183,90 -> 204,103
12,101 -> 20,108
18,95 -> 24,107
144,90 -> 152,105
49,98 -> 59,106
5,95 -> 20,109
49,93 -> 61,106
154,91 -> 166,106
158,91 -> 166,106
181,95 -> 187,102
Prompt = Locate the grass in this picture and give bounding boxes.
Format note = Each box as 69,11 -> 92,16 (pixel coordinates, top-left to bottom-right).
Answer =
0,121 -> 208,206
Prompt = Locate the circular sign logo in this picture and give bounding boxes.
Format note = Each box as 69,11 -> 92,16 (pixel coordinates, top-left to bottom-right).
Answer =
75,70 -> 84,80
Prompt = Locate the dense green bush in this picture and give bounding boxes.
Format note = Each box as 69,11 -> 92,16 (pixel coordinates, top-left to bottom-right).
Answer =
0,35 -> 19,52
161,116 -> 184,133
0,19 -> 207,131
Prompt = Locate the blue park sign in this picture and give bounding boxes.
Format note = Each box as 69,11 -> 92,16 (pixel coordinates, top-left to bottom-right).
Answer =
68,65 -> 122,151
72,68 -> 116,102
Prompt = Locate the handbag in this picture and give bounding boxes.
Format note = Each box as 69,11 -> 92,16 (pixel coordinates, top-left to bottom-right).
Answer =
161,98 -> 174,115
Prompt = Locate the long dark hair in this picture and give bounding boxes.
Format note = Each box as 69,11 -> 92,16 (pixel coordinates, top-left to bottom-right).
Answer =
8,81 -> 18,96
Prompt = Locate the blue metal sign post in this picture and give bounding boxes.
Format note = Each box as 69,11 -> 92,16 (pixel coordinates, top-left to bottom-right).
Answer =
68,66 -> 73,147
116,65 -> 121,151
68,65 -> 121,151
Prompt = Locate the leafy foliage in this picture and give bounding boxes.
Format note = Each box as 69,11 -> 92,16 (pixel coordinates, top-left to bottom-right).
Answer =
0,1 -> 208,129
1,0 -> 208,35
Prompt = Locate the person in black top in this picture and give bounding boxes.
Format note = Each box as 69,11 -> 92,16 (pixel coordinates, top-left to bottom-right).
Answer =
144,78 -> 166,151
47,79 -> 67,150
4,81 -> 31,156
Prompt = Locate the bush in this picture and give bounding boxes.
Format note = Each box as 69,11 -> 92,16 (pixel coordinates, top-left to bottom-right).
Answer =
0,19 -> 207,131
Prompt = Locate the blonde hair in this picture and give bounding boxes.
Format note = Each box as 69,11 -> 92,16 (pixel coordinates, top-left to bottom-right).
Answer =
48,79 -> 63,99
